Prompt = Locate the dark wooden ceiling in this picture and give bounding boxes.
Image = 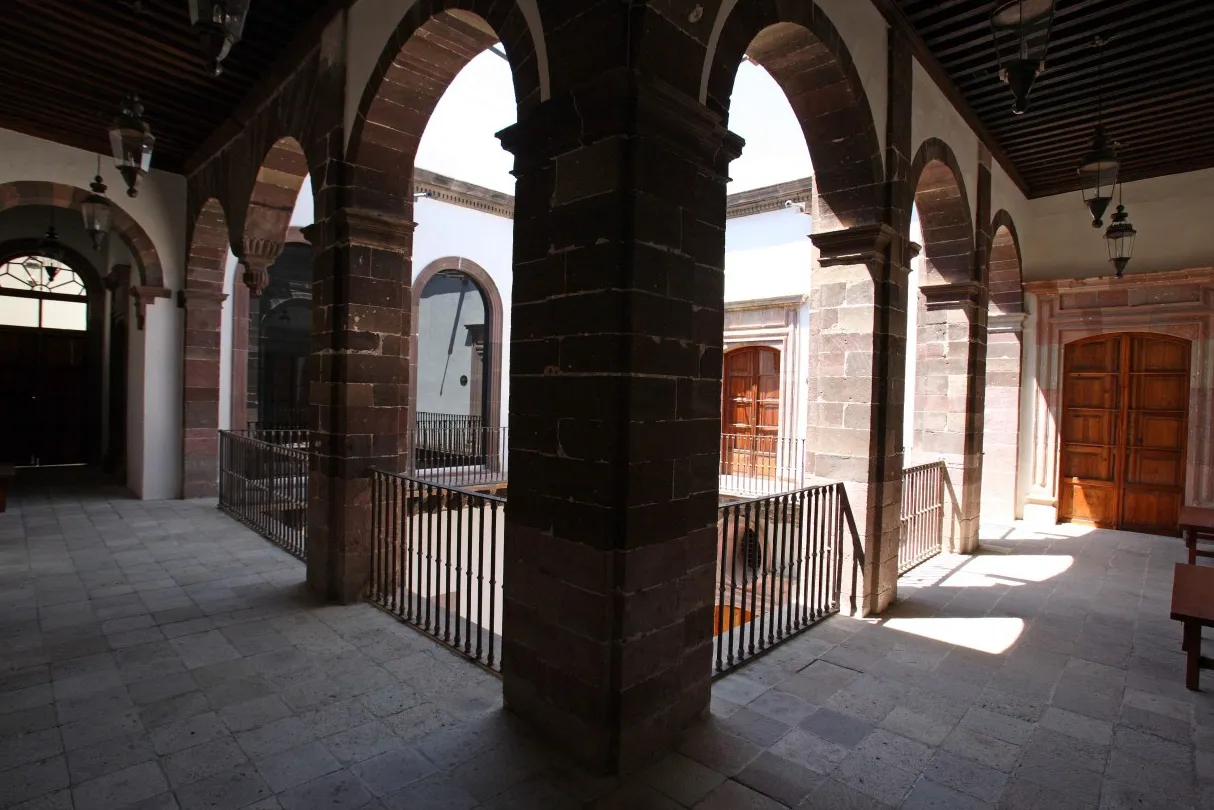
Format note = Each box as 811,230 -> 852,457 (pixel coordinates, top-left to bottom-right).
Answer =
893,0 -> 1214,197
0,0 -> 333,174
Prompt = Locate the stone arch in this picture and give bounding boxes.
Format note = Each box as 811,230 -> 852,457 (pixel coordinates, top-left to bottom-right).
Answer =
410,256 -> 505,431
986,210 -> 1023,315
703,1 -> 884,229
348,2 -> 545,214
0,180 -> 163,288
908,138 -> 975,286
242,137 -> 311,283
185,199 -> 230,296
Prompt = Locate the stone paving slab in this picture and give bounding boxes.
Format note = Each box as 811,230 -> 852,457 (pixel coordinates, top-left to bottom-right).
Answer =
3,483 -> 1214,809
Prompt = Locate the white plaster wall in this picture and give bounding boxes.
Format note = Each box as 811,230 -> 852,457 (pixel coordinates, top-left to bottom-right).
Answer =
219,250 -> 239,431
990,158 -> 1030,234
910,62 -> 979,232
412,199 -> 514,430
126,294 -> 146,498
1018,168 -> 1214,281
0,128 -> 187,500
724,208 -> 813,302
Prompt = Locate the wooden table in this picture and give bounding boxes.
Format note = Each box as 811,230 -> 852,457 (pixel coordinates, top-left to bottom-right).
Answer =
1179,505 -> 1214,565
1170,563 -> 1214,690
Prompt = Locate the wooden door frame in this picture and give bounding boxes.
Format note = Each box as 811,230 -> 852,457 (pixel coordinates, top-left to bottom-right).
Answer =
1058,332 -> 1191,529
1025,269 -> 1214,517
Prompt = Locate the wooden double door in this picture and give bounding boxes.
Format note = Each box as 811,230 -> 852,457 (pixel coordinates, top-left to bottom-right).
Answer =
0,326 -> 89,466
722,346 -> 780,477
1059,332 -> 1190,533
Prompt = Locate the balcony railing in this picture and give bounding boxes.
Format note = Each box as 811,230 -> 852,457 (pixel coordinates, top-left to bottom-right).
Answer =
719,433 -> 807,498
715,483 -> 861,676
367,470 -> 504,671
218,430 -> 309,560
403,423 -> 507,489
899,460 -> 946,574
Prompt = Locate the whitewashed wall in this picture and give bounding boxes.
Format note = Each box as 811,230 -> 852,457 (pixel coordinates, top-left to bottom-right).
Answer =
0,128 -> 187,500
413,198 -> 514,430
724,207 -> 813,302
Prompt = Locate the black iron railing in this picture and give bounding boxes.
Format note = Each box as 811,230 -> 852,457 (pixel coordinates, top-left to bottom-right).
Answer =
367,470 -> 504,671
719,433 -> 807,498
899,460 -> 946,574
218,430 -> 309,560
404,425 -> 507,489
244,427 -> 310,448
714,483 -> 861,676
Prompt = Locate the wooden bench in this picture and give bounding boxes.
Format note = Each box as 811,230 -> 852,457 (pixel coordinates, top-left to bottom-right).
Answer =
1170,562 -> 1214,690
1179,505 -> 1214,565
0,464 -> 13,513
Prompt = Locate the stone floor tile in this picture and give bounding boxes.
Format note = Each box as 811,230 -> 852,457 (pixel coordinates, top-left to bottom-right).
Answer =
960,707 -> 1035,745
0,756 -> 70,808
677,723 -> 764,776
997,777 -> 1096,810
718,706 -> 792,748
693,778 -> 787,809
217,694 -> 293,734
710,674 -> 770,707
150,711 -> 228,755
800,706 -> 876,748
639,751 -> 727,806
924,751 -> 1008,804
71,761 -> 168,810
128,672 -> 198,706
1039,706 -> 1114,746
162,736 -> 248,786
380,774 -> 479,810
278,769 -> 374,810
323,720 -> 402,766
903,779 -> 995,810
479,777 -> 580,810
796,777 -> 895,809
349,746 -> 436,798
832,751 -> 919,806
739,688 -> 817,726
234,716 -> 315,760
734,751 -> 820,807
174,763 -> 273,810
0,727 -> 62,771
880,707 -> 956,746
852,728 -> 935,772
1099,778 -> 1195,810
67,732 -> 157,783
941,726 -> 1022,773
6,788 -> 73,810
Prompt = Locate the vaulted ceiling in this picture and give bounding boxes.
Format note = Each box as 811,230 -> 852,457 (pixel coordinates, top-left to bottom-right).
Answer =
0,0 -> 334,173
891,0 -> 1214,197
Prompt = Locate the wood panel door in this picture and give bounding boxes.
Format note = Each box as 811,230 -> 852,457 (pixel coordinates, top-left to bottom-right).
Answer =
1059,333 -> 1190,533
0,326 -> 88,466
722,347 -> 780,478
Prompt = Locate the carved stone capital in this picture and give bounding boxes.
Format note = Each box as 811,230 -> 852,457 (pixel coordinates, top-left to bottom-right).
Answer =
241,261 -> 270,297
177,289 -> 228,310
130,285 -> 171,330
987,312 -> 1028,334
921,280 -> 986,312
810,223 -> 901,268
334,207 -> 417,251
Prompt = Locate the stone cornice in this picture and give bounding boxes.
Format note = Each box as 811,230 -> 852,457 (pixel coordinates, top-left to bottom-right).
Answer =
921,280 -> 985,311
415,169 -> 515,220
177,289 -> 229,310
810,223 -> 900,268
130,285 -> 171,330
725,294 -> 807,312
726,177 -> 813,220
1025,266 -> 1214,296
334,207 -> 418,251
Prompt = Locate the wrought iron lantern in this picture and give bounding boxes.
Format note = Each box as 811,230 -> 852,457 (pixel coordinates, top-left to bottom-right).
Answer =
1105,193 -> 1137,279
81,156 -> 113,251
110,95 -> 154,198
989,0 -> 1055,115
37,211 -> 67,280
188,0 -> 251,76
1078,124 -> 1120,228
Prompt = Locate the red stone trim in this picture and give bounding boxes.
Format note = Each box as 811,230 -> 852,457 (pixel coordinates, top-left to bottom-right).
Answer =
810,223 -> 899,267
0,180 -> 164,288
907,137 -> 975,285
921,280 -> 984,312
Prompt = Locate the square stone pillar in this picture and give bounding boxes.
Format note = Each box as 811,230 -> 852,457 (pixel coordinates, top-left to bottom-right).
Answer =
230,283 -> 251,430
981,313 -> 1026,524
306,206 -> 413,604
496,73 -> 742,774
807,224 -> 910,616
916,281 -> 987,552
180,289 -> 228,497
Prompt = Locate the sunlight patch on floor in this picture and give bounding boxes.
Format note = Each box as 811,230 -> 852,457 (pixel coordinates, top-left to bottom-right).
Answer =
939,554 -> 1074,588
882,616 -> 1026,654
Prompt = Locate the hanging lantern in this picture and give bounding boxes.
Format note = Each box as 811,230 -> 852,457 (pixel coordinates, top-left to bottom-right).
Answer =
110,94 -> 155,198
188,0 -> 251,76
1078,124 -> 1119,228
1105,201 -> 1137,279
38,208 -> 67,274
989,0 -> 1055,115
81,156 -> 113,251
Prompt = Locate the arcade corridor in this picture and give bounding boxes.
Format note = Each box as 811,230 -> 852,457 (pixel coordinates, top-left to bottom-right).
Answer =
1,483 -> 1210,809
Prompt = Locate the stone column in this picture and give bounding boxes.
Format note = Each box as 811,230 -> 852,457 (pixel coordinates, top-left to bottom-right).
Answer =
306,206 -> 413,603
496,74 -> 742,774
180,289 -> 228,497
230,244 -> 279,430
981,313 -> 1026,524
807,224 -> 912,616
916,281 -> 987,552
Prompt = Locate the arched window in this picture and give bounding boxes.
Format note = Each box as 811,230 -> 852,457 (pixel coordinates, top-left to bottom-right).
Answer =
0,255 -> 88,331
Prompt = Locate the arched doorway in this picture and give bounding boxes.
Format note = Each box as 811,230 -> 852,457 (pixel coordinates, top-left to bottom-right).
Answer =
1059,332 -> 1191,533
721,346 -> 780,480
0,252 -> 95,466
